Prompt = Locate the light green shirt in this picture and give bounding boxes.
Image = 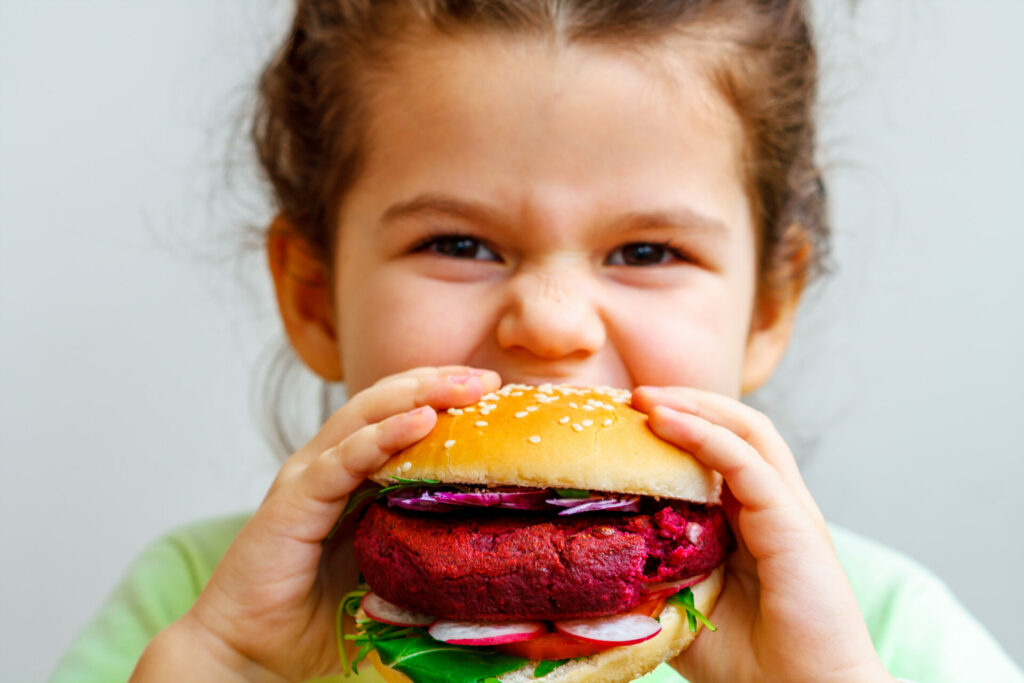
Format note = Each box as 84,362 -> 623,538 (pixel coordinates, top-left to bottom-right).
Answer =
50,514 -> 1023,682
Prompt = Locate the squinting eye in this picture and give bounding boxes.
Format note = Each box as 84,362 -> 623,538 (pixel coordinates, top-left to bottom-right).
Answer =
413,233 -> 502,262
604,242 -> 683,267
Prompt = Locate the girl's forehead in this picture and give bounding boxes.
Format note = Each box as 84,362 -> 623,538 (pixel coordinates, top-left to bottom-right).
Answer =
346,32 -> 749,238
373,31 -> 740,145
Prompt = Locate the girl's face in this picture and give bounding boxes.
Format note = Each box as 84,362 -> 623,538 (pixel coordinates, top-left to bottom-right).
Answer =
329,34 -> 785,397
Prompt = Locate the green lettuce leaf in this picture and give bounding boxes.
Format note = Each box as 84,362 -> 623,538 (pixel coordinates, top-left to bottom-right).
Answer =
667,587 -> 717,633
373,630 -> 530,683
532,659 -> 571,677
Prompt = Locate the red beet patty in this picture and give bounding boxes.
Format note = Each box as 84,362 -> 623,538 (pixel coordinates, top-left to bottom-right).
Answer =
354,500 -> 733,621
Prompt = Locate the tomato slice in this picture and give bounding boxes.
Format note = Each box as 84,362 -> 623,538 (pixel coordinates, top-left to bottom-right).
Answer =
494,631 -> 609,660
493,598 -> 666,660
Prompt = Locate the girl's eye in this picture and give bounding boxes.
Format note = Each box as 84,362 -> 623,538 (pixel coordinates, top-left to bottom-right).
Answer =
412,233 -> 501,262
604,242 -> 684,267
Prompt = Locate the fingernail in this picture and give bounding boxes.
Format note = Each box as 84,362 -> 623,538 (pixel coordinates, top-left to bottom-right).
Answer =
447,374 -> 474,384
408,406 -> 433,417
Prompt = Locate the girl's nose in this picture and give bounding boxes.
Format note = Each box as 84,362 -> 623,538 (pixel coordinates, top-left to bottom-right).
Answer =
495,270 -> 606,360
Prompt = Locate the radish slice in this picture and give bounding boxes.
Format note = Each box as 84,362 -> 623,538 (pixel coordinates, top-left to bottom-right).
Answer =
555,614 -> 662,646
641,572 -> 710,600
428,619 -> 546,646
361,592 -> 435,627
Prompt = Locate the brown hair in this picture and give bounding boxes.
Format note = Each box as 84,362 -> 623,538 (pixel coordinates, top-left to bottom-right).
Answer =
251,0 -> 829,454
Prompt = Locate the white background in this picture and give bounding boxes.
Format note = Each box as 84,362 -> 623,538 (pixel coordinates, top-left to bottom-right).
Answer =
2,1 -> 1022,680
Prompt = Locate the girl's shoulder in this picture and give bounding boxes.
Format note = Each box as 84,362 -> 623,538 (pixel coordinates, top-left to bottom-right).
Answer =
158,511 -> 252,579
50,513 -> 251,683
829,524 -> 1023,682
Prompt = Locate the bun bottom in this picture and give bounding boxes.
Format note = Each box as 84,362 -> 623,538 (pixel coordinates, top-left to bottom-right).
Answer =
365,567 -> 724,683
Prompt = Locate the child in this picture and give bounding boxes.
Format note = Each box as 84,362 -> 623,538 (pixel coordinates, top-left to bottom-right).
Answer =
51,1 -> 1022,681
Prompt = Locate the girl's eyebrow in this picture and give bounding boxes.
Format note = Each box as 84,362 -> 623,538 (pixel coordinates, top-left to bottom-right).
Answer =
380,193 -> 504,228
379,192 -> 730,240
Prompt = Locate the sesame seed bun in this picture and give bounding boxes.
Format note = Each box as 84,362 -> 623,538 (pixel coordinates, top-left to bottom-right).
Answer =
372,383 -> 722,504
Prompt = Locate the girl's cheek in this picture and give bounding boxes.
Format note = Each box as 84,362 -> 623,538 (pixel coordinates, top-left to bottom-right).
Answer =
340,273 -> 493,390
605,288 -> 747,395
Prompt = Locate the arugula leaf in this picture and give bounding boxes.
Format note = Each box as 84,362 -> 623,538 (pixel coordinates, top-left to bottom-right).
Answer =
554,488 -> 590,499
342,599 -> 580,682
667,588 -> 717,633
341,589 -> 368,618
533,659 -> 571,677
381,476 -> 442,492
373,629 -> 530,683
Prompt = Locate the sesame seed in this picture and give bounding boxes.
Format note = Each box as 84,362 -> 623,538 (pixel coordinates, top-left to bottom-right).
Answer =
582,419 -> 593,427
572,424 -> 583,432
604,418 -> 613,426
528,435 -> 541,444
559,416 -> 570,424
447,408 -> 464,415
569,402 -> 579,409
402,461 -> 412,471
511,391 -> 524,396
444,439 -> 456,448
526,406 -> 538,412
515,411 -> 528,418
475,421 -> 488,427
482,393 -> 499,401
465,406 -> 476,412
582,405 -> 595,411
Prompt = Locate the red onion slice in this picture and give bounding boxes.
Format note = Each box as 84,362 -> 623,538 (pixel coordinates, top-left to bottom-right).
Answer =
385,490 -> 457,512
433,489 -> 552,509
545,496 -> 642,515
386,488 -> 642,514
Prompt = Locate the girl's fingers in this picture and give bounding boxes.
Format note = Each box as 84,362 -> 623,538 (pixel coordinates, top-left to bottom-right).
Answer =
302,405 -> 438,504
648,405 -> 785,514
270,366 -> 500,536
301,366 -> 501,460
633,386 -> 825,530
274,406 -> 439,542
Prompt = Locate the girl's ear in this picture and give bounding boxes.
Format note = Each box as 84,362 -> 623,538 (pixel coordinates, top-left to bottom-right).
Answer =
266,216 -> 343,382
740,238 -> 811,395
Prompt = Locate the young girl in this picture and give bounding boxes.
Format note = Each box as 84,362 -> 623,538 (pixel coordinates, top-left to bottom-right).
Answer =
51,1 -> 1022,681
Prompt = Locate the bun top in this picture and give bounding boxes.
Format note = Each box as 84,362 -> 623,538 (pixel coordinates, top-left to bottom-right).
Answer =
372,384 -> 722,504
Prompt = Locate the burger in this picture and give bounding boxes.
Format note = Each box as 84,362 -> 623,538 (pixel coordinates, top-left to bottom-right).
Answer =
341,384 -> 733,682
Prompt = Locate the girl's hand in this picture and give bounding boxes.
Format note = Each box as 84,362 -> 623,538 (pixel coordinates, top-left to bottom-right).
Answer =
132,366 -> 502,683
631,386 -> 894,683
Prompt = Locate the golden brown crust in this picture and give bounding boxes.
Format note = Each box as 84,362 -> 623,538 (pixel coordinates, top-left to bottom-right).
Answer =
372,384 -> 722,504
